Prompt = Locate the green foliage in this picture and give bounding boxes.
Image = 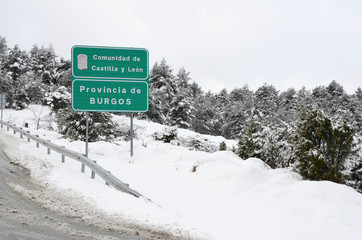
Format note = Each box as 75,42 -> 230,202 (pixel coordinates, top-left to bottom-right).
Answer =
13,89 -> 30,110
153,127 -> 178,143
347,163 -> 362,193
294,108 -> 356,183
43,86 -> 71,112
236,121 -> 263,160
219,141 -> 227,151
236,121 -> 294,168
184,136 -> 217,152
56,107 -> 118,142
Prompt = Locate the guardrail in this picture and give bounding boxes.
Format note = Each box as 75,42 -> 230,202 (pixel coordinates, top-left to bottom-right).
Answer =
0,120 -> 143,198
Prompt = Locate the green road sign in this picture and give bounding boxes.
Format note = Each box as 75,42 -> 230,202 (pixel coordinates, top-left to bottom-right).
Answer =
72,79 -> 149,112
72,46 -> 149,81
71,45 -> 149,113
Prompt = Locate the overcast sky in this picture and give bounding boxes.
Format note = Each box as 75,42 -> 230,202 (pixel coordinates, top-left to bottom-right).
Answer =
1,0 -> 362,93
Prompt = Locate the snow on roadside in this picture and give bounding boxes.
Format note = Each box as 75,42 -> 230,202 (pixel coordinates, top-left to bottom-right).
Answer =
1,105 -> 362,240
0,106 -> 209,239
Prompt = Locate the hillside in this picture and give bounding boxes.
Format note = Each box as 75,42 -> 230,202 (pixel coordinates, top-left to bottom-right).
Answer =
1,105 -> 362,240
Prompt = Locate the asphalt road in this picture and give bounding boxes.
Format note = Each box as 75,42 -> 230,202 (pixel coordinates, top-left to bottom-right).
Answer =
0,147 -> 144,240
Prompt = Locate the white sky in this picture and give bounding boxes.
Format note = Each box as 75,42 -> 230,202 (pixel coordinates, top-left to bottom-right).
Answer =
1,0 -> 362,93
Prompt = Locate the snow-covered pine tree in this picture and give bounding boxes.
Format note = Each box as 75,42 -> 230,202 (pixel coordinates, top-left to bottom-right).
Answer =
192,103 -> 216,135
29,44 -> 59,86
294,108 -> 357,183
13,88 -> 30,110
236,120 -> 264,160
147,59 -> 176,125
0,36 -> 8,95
0,35 -> 8,62
222,85 -> 255,139
229,85 -> 254,102
325,81 -> 351,115
352,87 -> 362,137
2,45 -> 29,83
56,58 -> 71,88
254,84 -> 279,119
44,86 -> 71,112
296,86 -> 314,108
169,67 -> 195,128
257,124 -> 294,168
278,88 -> 299,123
56,108 -> 118,142
170,94 -> 194,128
0,44 -> 29,107
221,101 -> 254,139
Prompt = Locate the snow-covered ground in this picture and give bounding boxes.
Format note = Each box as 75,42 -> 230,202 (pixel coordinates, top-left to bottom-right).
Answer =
1,105 -> 362,240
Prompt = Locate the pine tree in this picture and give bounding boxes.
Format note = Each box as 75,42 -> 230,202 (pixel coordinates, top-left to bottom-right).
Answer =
0,36 -> 8,97
13,88 -> 30,110
294,108 -> 356,183
192,91 -> 222,135
351,87 -> 362,136
29,44 -> 59,85
169,67 -> 195,128
222,101 -> 254,139
229,85 -> 253,102
170,94 -> 194,128
236,120 -> 263,160
56,108 -> 118,142
1,44 -> 29,85
44,86 -> 71,112
0,35 -> 8,62
222,85 -> 255,139
254,84 -> 279,119
147,59 -> 176,124
56,58 -> 71,88
0,45 -> 29,107
258,124 -> 294,168
278,88 -> 299,122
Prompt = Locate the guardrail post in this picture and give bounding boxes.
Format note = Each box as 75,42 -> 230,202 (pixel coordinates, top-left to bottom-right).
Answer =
35,135 -> 39,148
46,140 -> 51,154
81,160 -> 85,173
19,127 -> 23,139
106,171 -> 111,186
26,131 -> 30,142
60,146 -> 65,163
91,161 -> 96,179
13,129 -> 16,134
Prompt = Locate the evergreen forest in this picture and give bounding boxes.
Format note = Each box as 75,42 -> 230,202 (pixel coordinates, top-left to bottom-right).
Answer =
0,36 -> 361,192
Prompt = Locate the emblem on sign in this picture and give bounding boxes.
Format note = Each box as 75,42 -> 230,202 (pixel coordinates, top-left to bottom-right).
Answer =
77,54 -> 88,70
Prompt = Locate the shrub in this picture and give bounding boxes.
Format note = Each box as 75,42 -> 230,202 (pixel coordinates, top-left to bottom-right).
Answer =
56,107 -> 118,142
219,141 -> 227,151
294,108 -> 356,183
153,127 -> 178,143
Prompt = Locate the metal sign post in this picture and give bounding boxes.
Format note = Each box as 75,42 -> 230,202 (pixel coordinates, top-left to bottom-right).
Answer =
82,112 -> 89,172
0,94 -> 5,120
85,112 -> 89,157
130,113 -> 134,157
